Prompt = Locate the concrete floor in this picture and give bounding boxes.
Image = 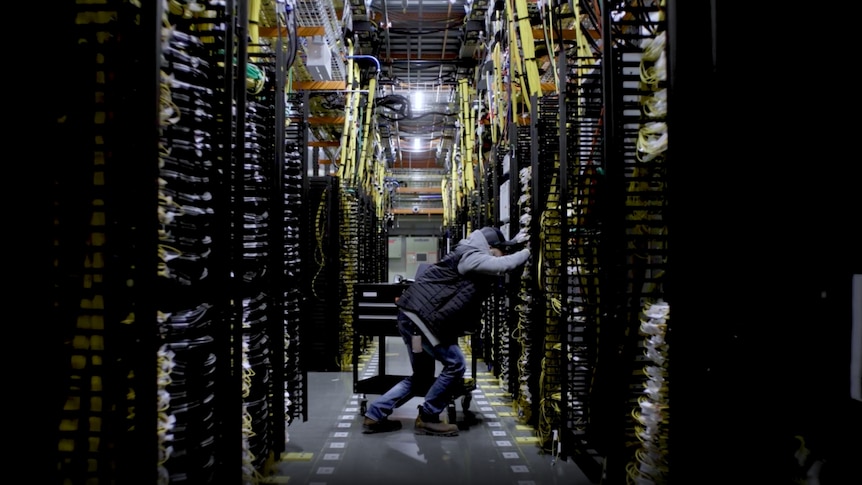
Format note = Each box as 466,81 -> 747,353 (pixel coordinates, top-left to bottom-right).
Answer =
273,337 -> 594,485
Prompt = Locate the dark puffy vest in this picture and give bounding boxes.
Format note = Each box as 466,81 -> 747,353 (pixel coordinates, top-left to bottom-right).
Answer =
396,245 -> 497,341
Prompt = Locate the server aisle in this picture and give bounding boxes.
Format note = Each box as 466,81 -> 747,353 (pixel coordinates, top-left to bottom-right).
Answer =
273,337 -> 593,485
47,2 -> 304,482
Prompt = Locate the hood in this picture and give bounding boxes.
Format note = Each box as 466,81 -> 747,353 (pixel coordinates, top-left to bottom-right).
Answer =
461,228 -> 493,252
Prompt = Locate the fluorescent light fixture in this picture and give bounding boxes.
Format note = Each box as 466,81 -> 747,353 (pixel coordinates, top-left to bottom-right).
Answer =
413,138 -> 421,149
412,91 -> 424,111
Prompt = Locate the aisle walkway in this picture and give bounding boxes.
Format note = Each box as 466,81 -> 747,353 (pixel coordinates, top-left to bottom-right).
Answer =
270,337 -> 594,485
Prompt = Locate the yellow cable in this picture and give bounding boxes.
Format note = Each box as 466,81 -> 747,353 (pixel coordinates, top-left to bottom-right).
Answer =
311,190 -> 327,299
506,0 -> 529,113
358,76 -> 377,190
338,41 -> 355,178
541,2 -> 560,94
515,0 -> 542,100
492,42 -> 504,144
461,79 -> 476,194
248,0 -> 261,52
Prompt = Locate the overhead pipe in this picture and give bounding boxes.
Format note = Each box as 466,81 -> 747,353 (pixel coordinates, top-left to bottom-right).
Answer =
346,55 -> 381,74
384,59 -> 476,66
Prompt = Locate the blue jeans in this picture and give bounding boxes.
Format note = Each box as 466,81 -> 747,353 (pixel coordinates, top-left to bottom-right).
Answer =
364,312 -> 466,421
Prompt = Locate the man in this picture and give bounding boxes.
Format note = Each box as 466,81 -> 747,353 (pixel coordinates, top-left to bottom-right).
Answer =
362,226 -> 530,436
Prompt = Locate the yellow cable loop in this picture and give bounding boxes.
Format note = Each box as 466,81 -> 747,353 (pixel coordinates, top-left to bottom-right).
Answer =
242,366 -> 255,399
311,190 -> 327,299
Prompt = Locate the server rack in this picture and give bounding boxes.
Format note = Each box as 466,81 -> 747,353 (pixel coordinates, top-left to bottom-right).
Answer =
284,92 -> 309,422
302,175 -> 342,371
474,3 -> 673,482
48,1 -> 304,482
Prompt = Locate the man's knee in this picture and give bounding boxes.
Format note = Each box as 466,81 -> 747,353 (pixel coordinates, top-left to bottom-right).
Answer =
451,358 -> 466,375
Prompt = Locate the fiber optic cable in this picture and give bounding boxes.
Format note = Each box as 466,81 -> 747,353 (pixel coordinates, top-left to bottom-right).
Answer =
441,177 -> 452,225
311,189 -> 327,299
338,191 -> 361,370
358,76 -> 377,190
515,0 -> 542,100
506,0 -> 530,113
513,154 -> 534,420
627,300 -> 670,485
535,97 -> 568,454
492,42 -> 505,144
340,60 -> 362,185
248,0 -> 261,51
572,0 -> 599,78
464,81 -> 476,194
539,1 -> 560,94
338,40 -> 355,179
156,347 -> 175,485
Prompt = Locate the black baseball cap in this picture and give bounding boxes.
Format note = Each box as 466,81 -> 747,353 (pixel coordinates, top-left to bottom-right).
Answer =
480,226 -> 519,249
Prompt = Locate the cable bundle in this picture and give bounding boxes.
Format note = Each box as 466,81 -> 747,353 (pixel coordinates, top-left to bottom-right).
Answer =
155,5 -> 225,483
564,41 -> 603,454
283,93 -> 305,425
156,347 -> 176,485
512,128 -> 535,418
240,338 -> 264,485
615,4 -> 669,481
534,95 -> 565,452
338,190 -> 360,370
161,336 -> 218,484
627,300 -> 669,484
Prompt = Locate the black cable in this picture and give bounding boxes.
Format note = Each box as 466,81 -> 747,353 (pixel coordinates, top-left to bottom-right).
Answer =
282,3 -> 298,70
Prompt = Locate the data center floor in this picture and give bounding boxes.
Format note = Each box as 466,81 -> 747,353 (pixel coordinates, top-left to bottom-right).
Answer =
269,336 -> 594,485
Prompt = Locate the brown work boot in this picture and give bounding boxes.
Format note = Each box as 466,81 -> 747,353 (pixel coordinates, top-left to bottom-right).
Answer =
362,416 -> 402,434
414,406 -> 459,436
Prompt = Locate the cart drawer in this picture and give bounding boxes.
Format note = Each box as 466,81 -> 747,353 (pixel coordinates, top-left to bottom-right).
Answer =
354,283 -> 406,334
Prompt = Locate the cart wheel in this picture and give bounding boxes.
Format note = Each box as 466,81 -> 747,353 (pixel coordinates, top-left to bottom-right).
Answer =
447,401 -> 457,424
461,393 -> 472,411
360,400 -> 367,415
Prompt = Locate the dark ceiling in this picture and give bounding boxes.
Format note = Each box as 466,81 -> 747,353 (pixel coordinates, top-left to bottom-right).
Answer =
255,0 -> 493,218
257,0 -> 563,223
347,0 -> 488,176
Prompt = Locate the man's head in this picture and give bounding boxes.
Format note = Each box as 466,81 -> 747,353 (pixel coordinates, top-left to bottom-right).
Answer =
479,226 -> 520,255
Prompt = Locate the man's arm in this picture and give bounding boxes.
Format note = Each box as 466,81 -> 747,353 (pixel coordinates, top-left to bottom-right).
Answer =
458,247 -> 530,276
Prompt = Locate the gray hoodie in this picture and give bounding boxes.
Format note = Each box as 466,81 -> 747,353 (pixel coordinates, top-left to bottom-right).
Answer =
395,229 -> 530,341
